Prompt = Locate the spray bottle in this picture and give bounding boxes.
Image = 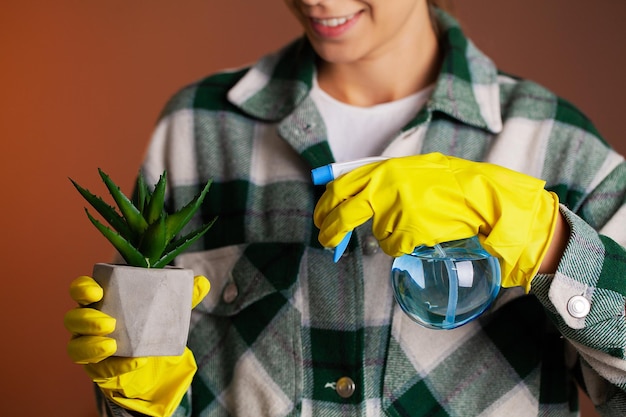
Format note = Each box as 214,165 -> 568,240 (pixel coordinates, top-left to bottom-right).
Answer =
311,157 -> 501,329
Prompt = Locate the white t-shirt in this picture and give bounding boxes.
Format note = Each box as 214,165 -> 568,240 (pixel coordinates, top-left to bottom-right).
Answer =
310,77 -> 433,162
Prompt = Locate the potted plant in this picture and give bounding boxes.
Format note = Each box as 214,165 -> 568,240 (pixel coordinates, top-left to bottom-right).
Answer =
70,169 -> 216,357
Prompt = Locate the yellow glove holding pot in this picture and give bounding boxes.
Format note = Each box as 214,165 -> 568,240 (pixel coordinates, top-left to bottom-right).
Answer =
64,275 -> 210,417
313,153 -> 560,292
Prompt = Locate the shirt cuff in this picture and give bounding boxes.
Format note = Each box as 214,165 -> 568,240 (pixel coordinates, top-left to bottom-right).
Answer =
530,205 -> 626,358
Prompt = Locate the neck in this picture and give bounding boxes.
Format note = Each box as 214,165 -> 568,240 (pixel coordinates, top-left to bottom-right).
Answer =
316,13 -> 441,107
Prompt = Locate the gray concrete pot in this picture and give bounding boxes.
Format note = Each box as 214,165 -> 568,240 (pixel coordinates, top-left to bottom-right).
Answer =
92,263 -> 194,357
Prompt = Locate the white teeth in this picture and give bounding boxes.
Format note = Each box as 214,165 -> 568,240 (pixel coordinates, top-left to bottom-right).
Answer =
314,13 -> 355,27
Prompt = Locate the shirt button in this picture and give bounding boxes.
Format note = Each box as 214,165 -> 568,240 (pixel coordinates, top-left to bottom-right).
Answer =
222,282 -> 239,304
567,295 -> 590,318
336,376 -> 356,398
362,235 -> 380,256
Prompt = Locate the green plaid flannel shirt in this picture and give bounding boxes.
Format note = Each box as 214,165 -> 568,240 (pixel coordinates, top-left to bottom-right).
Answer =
100,10 -> 626,417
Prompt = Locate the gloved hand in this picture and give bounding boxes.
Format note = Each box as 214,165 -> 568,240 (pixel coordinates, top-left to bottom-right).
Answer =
313,153 -> 560,292
64,274 -> 210,417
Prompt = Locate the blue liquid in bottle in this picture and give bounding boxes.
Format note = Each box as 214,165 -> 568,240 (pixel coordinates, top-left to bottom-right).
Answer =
391,236 -> 501,330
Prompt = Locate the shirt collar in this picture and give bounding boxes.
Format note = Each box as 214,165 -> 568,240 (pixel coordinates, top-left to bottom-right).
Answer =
228,9 -> 502,134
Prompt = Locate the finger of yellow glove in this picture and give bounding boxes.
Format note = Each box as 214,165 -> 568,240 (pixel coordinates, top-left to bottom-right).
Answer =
313,163 -> 386,249
317,194 -> 376,248
192,275 -> 210,308
84,356 -> 148,380
64,307 -> 115,336
68,335 -> 117,364
69,275 -> 103,305
313,162 -> 380,230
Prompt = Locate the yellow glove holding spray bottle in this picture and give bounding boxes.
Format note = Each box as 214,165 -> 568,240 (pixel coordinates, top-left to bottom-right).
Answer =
313,153 -> 560,328
64,275 -> 210,417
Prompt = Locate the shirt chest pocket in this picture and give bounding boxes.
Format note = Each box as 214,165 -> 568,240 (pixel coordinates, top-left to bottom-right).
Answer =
176,243 -> 305,417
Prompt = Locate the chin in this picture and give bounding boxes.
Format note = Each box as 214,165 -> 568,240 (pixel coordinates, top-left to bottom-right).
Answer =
310,42 -> 365,65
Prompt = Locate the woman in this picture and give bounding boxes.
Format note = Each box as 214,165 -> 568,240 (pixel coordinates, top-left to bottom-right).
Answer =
65,0 -> 626,415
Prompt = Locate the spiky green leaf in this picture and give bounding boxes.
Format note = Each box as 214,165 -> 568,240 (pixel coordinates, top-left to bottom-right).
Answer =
85,209 -> 148,267
70,178 -> 133,240
165,179 -> 213,242
138,214 -> 167,267
133,171 -> 149,215
98,168 -> 148,239
144,171 -> 167,225
153,218 -> 216,268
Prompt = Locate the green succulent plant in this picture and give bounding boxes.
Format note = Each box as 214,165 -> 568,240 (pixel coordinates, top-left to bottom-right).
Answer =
70,169 -> 216,268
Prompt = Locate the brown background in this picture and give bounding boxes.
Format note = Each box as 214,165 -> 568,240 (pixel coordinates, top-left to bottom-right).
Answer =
1,1 -> 623,416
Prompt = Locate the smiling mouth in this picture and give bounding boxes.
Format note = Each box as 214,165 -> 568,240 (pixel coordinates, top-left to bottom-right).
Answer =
312,13 -> 358,28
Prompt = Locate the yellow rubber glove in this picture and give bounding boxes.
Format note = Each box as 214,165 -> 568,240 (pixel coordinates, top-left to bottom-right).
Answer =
313,153 -> 560,292
64,274 -> 210,417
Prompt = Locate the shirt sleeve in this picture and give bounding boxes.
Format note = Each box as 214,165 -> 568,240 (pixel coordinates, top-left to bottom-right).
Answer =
530,182 -> 626,411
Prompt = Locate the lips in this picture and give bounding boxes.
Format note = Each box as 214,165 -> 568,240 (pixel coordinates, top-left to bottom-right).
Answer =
309,11 -> 361,38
